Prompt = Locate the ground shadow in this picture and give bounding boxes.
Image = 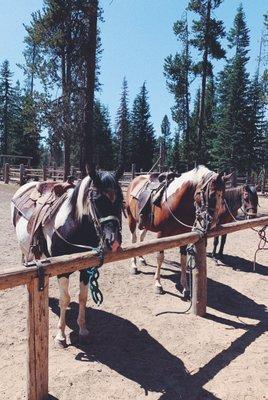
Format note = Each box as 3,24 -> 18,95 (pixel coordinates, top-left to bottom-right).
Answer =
214,254 -> 267,276
49,297 -> 221,399
207,277 -> 267,321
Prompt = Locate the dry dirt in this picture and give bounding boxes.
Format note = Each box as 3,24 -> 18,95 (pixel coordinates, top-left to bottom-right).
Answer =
0,183 -> 267,400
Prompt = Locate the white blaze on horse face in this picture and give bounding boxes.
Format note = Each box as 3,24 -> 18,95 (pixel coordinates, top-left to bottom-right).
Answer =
164,165 -> 212,201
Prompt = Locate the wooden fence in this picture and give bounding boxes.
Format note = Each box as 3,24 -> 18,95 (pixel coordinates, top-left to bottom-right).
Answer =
0,215 -> 267,399
1,163 -> 267,194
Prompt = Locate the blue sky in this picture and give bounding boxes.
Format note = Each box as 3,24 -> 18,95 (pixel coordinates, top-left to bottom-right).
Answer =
0,0 -> 267,136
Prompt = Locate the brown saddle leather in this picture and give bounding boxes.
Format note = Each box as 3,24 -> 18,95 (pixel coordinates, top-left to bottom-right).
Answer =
135,173 -> 179,229
13,181 -> 75,260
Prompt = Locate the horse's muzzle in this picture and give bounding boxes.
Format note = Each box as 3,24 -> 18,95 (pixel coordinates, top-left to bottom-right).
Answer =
111,241 -> 121,252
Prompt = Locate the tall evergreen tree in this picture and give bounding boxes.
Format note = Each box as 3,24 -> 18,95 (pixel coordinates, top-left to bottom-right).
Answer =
0,60 -> 14,154
131,83 -> 155,171
188,0 -> 225,162
115,77 -> 131,168
160,115 -> 172,168
164,13 -> 192,166
94,100 -> 114,170
213,4 -> 251,172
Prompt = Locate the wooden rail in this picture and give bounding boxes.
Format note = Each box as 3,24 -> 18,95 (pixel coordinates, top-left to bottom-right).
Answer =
0,216 -> 267,399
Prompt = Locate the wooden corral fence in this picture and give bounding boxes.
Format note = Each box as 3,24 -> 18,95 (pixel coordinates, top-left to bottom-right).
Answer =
2,162 -> 268,194
0,216 -> 267,399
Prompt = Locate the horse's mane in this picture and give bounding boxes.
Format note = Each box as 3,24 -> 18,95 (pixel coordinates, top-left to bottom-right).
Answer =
225,186 -> 243,212
69,172 -> 123,220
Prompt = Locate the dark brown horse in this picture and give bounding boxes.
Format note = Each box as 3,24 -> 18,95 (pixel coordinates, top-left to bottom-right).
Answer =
212,184 -> 258,259
126,166 -> 229,296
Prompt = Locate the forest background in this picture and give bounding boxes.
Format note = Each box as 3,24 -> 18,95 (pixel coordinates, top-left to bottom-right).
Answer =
0,0 -> 268,175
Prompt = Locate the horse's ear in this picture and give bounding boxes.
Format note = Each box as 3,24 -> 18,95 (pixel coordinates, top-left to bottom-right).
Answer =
222,171 -> 234,182
86,163 -> 101,187
114,165 -> 124,181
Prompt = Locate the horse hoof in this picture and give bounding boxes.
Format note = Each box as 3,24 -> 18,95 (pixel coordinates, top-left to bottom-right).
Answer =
154,285 -> 164,295
79,333 -> 90,345
54,338 -> 67,349
131,267 -> 138,275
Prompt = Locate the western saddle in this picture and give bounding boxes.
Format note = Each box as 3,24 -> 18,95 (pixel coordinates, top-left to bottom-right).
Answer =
133,171 -> 178,229
13,178 -> 75,260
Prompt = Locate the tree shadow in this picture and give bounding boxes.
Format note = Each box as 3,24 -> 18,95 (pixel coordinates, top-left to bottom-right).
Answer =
49,297 -> 221,399
215,254 -> 267,276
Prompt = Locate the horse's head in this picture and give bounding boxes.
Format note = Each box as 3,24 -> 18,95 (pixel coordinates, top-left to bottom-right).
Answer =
194,171 -> 228,230
241,185 -> 258,219
86,164 -> 124,252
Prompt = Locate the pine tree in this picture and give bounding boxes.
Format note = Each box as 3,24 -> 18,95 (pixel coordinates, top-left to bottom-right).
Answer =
188,0 -> 225,163
164,13 -> 192,166
171,130 -> 181,172
94,100 -> 115,170
115,78 -> 131,168
213,4 -> 251,172
160,115 -> 172,168
131,83 -> 156,171
0,60 -> 14,154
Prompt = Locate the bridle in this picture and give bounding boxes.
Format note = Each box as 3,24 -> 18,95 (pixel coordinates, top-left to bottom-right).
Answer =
88,187 -> 122,247
194,172 -> 219,233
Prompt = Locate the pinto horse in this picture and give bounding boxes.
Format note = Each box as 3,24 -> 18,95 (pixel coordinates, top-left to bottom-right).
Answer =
11,166 -> 123,346
212,184 -> 258,259
126,166 -> 228,296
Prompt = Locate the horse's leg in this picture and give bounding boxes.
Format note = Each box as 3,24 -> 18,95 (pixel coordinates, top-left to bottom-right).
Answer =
129,215 -> 138,275
77,275 -> 90,343
218,234 -> 227,259
180,246 -> 190,299
212,236 -> 219,258
55,276 -> 70,347
139,229 -> 147,265
154,251 -> 164,294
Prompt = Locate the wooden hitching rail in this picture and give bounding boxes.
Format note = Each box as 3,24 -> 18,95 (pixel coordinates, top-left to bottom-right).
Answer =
0,216 -> 267,399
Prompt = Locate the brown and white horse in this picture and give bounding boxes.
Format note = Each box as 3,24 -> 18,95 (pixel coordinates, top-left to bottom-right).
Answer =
126,166 -> 228,296
11,167 -> 123,346
212,184 -> 258,259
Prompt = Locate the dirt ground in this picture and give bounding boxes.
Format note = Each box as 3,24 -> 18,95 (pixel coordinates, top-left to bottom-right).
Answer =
0,183 -> 267,400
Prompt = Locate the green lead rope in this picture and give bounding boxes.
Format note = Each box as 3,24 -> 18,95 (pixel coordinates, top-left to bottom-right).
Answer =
87,267 -> 103,306
86,247 -> 104,306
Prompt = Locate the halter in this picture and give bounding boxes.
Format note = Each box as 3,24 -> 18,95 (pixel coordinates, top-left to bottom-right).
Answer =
164,171 -> 218,235
88,187 -> 122,247
194,172 -> 216,233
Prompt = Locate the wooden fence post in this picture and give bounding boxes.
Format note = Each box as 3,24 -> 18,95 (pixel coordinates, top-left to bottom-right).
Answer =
19,164 -> 25,186
43,165 -> 47,181
192,238 -> 207,316
27,276 -> 49,400
53,162 -> 56,181
4,163 -> 10,184
131,163 -> 136,180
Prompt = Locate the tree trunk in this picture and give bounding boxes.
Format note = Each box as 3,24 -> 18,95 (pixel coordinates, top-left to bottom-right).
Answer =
197,0 -> 211,164
82,0 -> 98,177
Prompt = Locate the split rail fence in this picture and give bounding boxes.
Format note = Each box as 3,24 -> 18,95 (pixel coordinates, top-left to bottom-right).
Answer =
0,216 -> 267,399
1,163 -> 267,194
